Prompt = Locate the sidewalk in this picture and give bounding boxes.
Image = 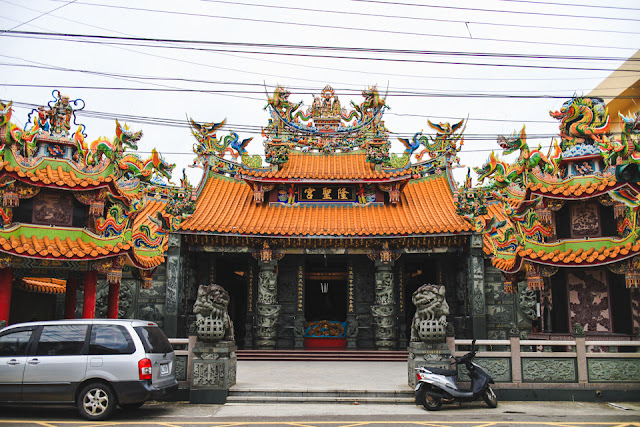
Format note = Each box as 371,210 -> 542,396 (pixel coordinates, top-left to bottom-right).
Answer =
232,360 -> 410,393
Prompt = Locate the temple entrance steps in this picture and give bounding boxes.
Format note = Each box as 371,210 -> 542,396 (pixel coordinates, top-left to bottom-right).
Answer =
235,349 -> 409,362
228,360 -> 414,404
226,389 -> 414,404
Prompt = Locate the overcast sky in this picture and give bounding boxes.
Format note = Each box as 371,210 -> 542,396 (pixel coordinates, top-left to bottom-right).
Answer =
1,0 -> 639,186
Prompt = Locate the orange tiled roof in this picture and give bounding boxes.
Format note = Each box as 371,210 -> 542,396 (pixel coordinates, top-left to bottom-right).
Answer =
518,241 -> 640,264
528,178 -> 617,198
133,198 -> 167,230
0,233 -> 131,258
239,151 -> 409,181
180,173 -> 472,236
21,277 -> 66,294
0,162 -> 116,188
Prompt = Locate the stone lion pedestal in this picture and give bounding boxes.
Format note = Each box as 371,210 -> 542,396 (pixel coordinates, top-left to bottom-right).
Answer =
407,284 -> 453,387
189,284 -> 237,404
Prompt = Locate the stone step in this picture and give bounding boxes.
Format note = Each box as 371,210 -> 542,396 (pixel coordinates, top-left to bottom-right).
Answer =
236,349 -> 409,362
227,389 -> 415,404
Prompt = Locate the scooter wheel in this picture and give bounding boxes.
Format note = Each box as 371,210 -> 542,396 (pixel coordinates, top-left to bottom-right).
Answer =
417,388 -> 442,411
483,385 -> 498,408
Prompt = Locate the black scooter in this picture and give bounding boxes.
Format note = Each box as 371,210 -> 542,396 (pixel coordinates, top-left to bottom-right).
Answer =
414,340 -> 498,410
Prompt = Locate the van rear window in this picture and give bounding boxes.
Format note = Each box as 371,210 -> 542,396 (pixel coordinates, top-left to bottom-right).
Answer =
134,326 -> 173,354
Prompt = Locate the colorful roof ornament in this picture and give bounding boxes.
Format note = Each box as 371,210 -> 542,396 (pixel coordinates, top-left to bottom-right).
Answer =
180,84 -> 473,237
458,95 -> 640,289
0,91 -> 186,287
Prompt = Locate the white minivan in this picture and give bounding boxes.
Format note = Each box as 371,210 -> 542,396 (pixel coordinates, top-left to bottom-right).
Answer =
0,319 -> 177,420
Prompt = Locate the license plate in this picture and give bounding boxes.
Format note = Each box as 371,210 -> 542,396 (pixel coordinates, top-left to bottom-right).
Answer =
160,363 -> 169,375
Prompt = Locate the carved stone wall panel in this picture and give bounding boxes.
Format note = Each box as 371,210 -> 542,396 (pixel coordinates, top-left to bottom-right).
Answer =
522,358 -> 577,383
588,358 -> 640,382
166,256 -> 180,316
457,357 -> 511,382
175,355 -> 187,381
486,305 -> 514,324
95,279 -> 137,319
138,264 -> 166,327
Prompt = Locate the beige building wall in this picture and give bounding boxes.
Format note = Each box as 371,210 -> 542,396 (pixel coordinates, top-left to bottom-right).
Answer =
589,49 -> 640,135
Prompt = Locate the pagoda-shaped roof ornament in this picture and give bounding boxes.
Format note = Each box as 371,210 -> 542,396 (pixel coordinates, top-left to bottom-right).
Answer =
0,90 -> 186,287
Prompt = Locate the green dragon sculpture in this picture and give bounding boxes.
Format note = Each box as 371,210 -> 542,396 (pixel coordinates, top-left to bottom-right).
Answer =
75,119 -> 141,166
497,125 -> 561,176
549,96 -> 610,149
118,148 -> 175,182
474,151 -> 522,189
598,111 -> 640,167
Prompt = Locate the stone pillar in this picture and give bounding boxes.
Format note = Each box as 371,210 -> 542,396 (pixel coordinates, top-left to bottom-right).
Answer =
107,281 -> 120,319
346,262 -> 358,349
82,270 -> 98,319
0,267 -> 13,325
64,277 -> 77,319
255,261 -> 281,349
294,263 -> 305,348
190,284 -> 237,404
469,234 -> 487,339
165,234 -> 182,338
407,284 -> 451,387
371,261 -> 396,349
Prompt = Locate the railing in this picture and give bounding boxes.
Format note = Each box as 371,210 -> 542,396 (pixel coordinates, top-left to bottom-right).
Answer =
447,337 -> 640,387
169,337 -> 196,386
169,336 -> 640,388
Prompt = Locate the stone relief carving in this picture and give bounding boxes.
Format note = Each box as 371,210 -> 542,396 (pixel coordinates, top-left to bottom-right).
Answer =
258,271 -> 278,304
95,279 -> 136,319
522,358 -> 576,382
458,357 -> 511,382
193,283 -> 235,343
256,267 -> 281,347
588,359 -> 640,382
519,287 -> 537,322
166,256 -> 180,315
371,269 -> 395,347
410,284 -> 449,343
175,355 -> 187,381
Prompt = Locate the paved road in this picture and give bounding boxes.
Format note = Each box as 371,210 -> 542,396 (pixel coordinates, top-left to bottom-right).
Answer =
1,401 -> 639,426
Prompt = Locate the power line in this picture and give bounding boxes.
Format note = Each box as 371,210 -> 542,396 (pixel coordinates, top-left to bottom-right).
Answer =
197,0 -> 640,36
4,83 -> 639,99
1,62 -> 634,96
1,0 -> 76,32
5,31 -> 640,73
351,0 -> 640,22
6,30 -> 638,62
496,0 -> 640,12
4,3 -> 637,52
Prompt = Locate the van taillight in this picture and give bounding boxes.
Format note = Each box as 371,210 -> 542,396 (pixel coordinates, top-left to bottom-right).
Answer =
139,358 -> 152,380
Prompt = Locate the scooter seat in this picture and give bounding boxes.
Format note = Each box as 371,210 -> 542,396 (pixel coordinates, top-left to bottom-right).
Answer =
425,367 -> 457,377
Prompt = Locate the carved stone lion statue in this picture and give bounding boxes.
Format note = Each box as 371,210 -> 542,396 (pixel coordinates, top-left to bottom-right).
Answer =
410,284 -> 450,343
193,283 -> 235,343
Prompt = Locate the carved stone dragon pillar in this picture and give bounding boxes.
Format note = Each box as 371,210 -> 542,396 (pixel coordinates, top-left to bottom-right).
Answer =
369,243 -> 400,350
254,243 -> 282,349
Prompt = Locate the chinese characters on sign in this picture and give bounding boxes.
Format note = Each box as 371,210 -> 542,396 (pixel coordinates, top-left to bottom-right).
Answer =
298,185 -> 356,202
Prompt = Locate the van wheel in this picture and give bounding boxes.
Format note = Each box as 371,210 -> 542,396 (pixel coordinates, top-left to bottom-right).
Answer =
77,382 -> 116,421
483,385 -> 498,408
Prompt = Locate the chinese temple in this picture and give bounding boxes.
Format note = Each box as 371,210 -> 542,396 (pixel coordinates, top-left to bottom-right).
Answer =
177,85 -> 486,349
457,93 -> 640,340
0,91 -> 184,327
